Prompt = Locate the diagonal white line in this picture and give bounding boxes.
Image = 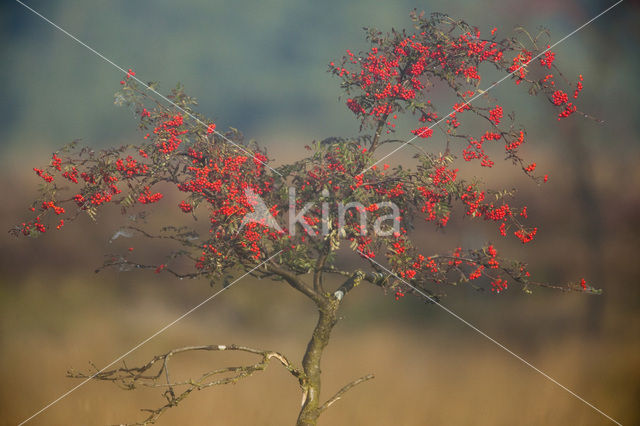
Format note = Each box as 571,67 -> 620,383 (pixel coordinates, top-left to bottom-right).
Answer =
358,251 -> 622,425
17,250 -> 282,426
359,0 -> 624,175
14,0 -> 283,177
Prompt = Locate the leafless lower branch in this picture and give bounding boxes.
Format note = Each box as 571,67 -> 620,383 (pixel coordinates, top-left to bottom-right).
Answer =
318,374 -> 375,413
67,344 -> 304,426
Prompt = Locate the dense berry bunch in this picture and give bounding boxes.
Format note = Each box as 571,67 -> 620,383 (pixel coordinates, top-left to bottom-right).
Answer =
331,11 -> 589,178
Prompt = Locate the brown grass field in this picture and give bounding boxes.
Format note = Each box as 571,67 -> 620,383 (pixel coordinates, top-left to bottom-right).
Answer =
1,149 -> 639,425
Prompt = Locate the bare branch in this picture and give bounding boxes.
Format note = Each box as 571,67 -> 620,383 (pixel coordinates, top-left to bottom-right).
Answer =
267,261 -> 322,303
67,344 -> 304,426
318,374 -> 375,413
313,239 -> 331,294
332,271 -> 366,301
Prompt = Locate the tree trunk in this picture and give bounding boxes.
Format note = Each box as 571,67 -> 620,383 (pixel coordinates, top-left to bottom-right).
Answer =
296,298 -> 339,426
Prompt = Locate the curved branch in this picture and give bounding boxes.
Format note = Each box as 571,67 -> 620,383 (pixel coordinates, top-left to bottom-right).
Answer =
318,374 -> 375,413
67,344 -> 304,426
267,261 -> 322,303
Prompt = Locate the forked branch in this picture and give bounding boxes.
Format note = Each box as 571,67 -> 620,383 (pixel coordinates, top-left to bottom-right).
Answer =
67,344 -> 304,426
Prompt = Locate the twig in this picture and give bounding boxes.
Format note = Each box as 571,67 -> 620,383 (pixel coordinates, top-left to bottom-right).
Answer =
67,344 -> 304,426
318,374 -> 375,413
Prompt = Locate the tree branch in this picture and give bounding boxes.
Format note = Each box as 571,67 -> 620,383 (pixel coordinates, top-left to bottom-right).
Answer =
318,374 -> 375,413
67,344 -> 304,426
267,261 -> 322,303
332,271 -> 366,301
313,239 -> 331,294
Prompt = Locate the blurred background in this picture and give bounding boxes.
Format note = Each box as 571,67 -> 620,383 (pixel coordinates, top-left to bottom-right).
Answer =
1,0 -> 639,424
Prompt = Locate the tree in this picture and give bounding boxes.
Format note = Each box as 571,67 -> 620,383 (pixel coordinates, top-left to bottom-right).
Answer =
13,11 -> 598,426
